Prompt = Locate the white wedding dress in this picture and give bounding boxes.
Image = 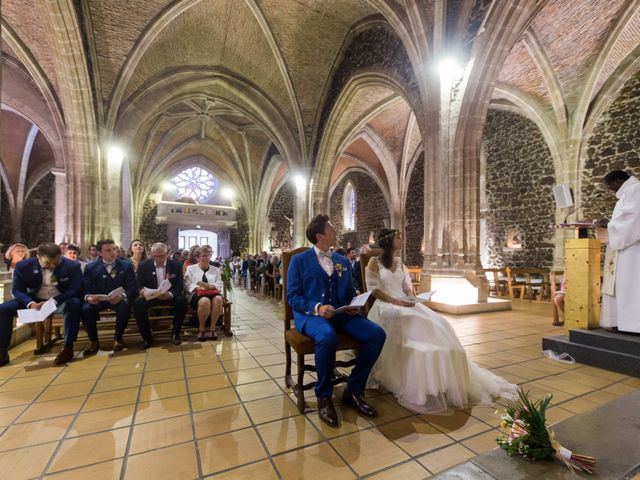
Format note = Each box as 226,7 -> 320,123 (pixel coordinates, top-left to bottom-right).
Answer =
366,258 -> 517,413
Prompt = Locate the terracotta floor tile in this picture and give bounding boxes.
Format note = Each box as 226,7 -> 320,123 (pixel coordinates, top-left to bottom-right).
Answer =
560,397 -> 599,414
139,379 -> 186,401
461,430 -> 500,454
417,443 -> 476,474
227,367 -> 271,385
93,373 -> 142,393
378,417 -> 454,456
307,403 -> 373,438
545,406 -> 574,425
44,458 -> 123,479
0,441 -> 59,480
0,387 -> 45,408
272,443 -> 355,480
36,380 -> 96,402
222,357 -> 261,372
365,395 -> 413,426
257,416 -> 324,454
17,395 -> 87,423
124,442 -> 198,480
187,373 -> 231,393
244,394 -> 299,425
142,367 -> 185,385
0,374 -> 55,392
102,363 -> 145,378
129,414 -> 193,454
421,410 -> 491,440
235,379 -> 283,402
48,427 -> 130,473
199,427 -> 267,476
68,404 -> 135,437
193,404 -> 251,438
0,404 -> 27,427
367,460 -> 431,479
82,387 -> 138,412
206,459 -> 279,480
190,387 -> 240,411
185,361 -> 224,378
134,395 -> 191,424
0,415 -> 74,452
50,368 -> 103,385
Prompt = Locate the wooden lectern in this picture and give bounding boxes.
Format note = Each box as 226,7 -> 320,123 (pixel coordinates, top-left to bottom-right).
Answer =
563,226 -> 602,332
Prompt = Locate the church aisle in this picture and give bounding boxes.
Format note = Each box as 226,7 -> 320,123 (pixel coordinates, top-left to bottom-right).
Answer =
0,291 -> 637,479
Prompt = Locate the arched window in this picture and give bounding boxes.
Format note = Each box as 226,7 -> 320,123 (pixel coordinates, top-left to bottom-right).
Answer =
172,166 -> 216,203
343,182 -> 356,231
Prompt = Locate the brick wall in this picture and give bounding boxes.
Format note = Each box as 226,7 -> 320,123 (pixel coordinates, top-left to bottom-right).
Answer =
330,171 -> 390,249
268,182 -> 294,251
482,110 -> 555,268
581,71 -> 640,221
22,173 -> 55,246
405,153 -> 424,266
139,198 -> 168,248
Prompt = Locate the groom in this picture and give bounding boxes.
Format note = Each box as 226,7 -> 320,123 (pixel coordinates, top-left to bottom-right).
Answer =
287,215 -> 386,427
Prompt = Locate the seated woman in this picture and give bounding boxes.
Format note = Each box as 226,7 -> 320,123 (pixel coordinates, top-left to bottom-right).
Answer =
5,243 -> 28,273
184,245 -> 223,341
127,239 -> 147,275
365,228 -> 516,413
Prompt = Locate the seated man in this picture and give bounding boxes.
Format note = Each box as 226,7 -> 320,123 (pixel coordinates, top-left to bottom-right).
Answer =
0,242 -> 82,366
64,243 -> 87,273
82,239 -> 136,354
134,242 -> 187,349
287,215 -> 386,427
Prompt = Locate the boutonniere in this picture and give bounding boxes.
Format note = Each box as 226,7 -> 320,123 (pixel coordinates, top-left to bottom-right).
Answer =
50,275 -> 58,286
334,264 -> 346,277
110,270 -> 118,278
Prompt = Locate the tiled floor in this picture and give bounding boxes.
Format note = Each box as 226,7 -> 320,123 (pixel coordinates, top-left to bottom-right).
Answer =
1,290 -> 638,479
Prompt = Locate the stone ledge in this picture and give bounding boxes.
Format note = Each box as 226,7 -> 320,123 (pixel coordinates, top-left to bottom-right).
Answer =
433,391 -> 640,479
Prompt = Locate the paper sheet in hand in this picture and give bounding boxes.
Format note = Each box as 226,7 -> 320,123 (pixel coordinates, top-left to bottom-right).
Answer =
334,291 -> 372,314
17,298 -> 57,324
143,279 -> 171,300
398,290 -> 437,303
90,287 -> 125,302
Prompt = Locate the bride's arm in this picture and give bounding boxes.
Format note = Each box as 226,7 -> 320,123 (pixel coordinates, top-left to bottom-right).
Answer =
366,258 -> 410,306
401,263 -> 416,296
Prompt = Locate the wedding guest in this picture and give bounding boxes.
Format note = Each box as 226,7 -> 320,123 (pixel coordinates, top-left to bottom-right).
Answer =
133,242 -> 187,348
127,239 -> 147,274
59,242 -> 69,256
82,239 -> 136,353
265,255 -> 279,296
184,246 -> 223,341
5,243 -> 28,273
87,244 -> 99,262
182,245 -> 199,273
64,244 -> 87,272
334,248 -> 347,256
0,242 -> 82,366
287,215 -> 385,427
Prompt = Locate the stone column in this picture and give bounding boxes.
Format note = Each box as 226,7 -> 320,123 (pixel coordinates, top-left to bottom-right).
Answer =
293,179 -> 308,248
51,168 -> 68,243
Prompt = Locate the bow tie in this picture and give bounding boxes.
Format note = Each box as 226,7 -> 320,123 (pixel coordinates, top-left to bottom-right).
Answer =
103,262 -> 114,268
318,251 -> 332,260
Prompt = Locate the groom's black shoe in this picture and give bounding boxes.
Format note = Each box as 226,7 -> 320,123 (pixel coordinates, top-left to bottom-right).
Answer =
342,390 -> 378,418
318,397 -> 339,427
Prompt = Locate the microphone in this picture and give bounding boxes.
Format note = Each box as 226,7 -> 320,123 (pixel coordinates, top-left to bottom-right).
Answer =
563,193 -> 603,224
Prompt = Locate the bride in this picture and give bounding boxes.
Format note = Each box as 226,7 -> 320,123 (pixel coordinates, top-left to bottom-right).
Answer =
365,228 -> 517,413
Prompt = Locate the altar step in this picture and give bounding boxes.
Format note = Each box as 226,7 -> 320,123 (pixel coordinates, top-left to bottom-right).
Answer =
542,328 -> 640,377
433,390 -> 640,479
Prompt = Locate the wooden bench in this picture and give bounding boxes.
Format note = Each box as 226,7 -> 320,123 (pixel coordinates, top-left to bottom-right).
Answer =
483,268 -> 508,297
506,267 -> 551,301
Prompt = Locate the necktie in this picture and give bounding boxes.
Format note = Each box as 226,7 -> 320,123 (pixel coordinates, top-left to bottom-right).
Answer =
202,267 -> 209,283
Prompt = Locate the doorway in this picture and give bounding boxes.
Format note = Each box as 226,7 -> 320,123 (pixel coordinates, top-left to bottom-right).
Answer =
178,229 -> 218,257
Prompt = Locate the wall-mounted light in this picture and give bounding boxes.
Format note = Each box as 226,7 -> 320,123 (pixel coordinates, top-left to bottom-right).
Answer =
161,181 -> 175,193
220,187 -> 235,200
437,57 -> 464,82
107,145 -> 124,168
196,225 -> 201,229
293,174 -> 306,192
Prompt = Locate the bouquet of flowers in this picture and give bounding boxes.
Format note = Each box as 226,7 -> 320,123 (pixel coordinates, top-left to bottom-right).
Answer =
221,260 -> 233,293
496,389 -> 596,474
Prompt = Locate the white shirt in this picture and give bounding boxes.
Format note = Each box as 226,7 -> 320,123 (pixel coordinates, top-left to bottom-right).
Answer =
154,262 -> 166,288
35,267 -> 61,301
184,263 -> 223,298
314,246 -> 334,276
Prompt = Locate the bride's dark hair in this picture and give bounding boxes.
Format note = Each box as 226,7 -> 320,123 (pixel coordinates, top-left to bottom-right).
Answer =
377,228 -> 398,269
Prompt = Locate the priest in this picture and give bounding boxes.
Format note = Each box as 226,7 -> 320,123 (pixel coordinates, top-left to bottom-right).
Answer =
600,170 -> 640,333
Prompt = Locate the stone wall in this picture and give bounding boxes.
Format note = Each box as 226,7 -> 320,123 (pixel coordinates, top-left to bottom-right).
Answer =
22,173 -> 55,246
581,71 -> 640,221
482,110 -> 555,268
230,205 -> 249,255
268,182 -> 294,251
0,180 -> 12,249
404,153 -> 424,266
330,171 -> 390,249
139,198 -> 168,248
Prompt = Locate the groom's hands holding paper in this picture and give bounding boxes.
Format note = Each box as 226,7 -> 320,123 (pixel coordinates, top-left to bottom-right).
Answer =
318,305 -> 335,319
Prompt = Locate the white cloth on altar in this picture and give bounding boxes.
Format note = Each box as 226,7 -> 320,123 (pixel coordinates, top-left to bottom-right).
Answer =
365,257 -> 516,413
601,176 -> 640,333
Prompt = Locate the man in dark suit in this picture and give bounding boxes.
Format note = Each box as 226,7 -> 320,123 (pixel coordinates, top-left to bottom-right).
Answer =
82,239 -> 136,354
287,215 -> 386,427
0,242 -> 82,366
133,242 -> 187,349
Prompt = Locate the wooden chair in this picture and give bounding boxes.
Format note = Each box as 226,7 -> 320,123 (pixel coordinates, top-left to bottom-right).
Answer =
483,268 -> 508,297
505,267 -> 526,299
282,247 -> 358,413
359,249 -> 383,312
406,265 -> 422,292
551,270 -> 564,326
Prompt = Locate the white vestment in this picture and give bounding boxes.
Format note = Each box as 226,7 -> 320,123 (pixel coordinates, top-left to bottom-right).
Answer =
600,176 -> 640,333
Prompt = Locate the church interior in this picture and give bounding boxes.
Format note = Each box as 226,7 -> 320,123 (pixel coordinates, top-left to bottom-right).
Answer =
1,0 -> 640,478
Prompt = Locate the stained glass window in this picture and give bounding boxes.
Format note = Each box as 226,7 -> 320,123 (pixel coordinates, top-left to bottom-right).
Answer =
172,166 -> 216,203
343,182 -> 356,231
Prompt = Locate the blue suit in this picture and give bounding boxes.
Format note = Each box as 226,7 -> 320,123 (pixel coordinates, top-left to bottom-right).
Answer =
82,258 -> 136,342
287,248 -> 385,398
0,257 -> 82,352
